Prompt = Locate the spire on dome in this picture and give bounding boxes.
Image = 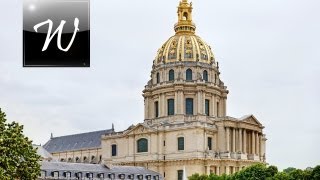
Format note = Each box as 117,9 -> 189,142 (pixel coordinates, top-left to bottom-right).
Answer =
174,0 -> 196,34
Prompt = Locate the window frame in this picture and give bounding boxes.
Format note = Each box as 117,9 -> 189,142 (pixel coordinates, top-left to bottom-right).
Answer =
137,138 -> 148,153
154,101 -> 159,118
169,69 -> 175,81
156,72 -> 160,84
186,69 -> 192,81
203,70 -> 208,82
205,99 -> 210,116
177,137 -> 185,151
177,170 -> 184,180
167,99 -> 175,116
208,137 -> 212,150
111,144 -> 117,156
185,98 -> 194,115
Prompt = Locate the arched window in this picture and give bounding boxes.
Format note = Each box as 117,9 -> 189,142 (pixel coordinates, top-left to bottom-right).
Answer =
137,138 -> 148,153
186,69 -> 192,81
156,73 -> 160,84
178,137 -> 184,150
167,99 -> 175,115
203,70 -> 208,82
183,12 -> 188,20
169,69 -> 175,81
185,98 -> 193,115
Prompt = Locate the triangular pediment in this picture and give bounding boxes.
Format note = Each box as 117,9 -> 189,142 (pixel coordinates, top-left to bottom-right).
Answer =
239,115 -> 263,127
124,123 -> 156,135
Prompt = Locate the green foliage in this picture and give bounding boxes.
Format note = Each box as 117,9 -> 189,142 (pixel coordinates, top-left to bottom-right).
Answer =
311,165 -> 320,180
266,165 -> 278,177
0,108 -> 41,179
273,172 -> 289,180
189,164 -> 320,180
283,167 -> 296,174
232,163 -> 268,180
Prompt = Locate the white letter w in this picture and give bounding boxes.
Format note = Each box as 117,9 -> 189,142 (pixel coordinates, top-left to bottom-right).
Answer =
34,18 -> 80,52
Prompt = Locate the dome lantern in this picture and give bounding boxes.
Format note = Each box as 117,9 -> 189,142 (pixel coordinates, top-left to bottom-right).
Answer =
175,0 -> 196,35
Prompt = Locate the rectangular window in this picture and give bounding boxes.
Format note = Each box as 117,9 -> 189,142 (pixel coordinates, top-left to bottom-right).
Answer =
186,98 -> 193,115
208,137 -> 212,150
205,99 -> 210,116
163,140 -> 166,146
111,144 -> 117,156
178,170 -> 183,180
167,99 -> 175,115
178,137 -> 184,151
216,102 -> 219,117
155,101 -> 159,118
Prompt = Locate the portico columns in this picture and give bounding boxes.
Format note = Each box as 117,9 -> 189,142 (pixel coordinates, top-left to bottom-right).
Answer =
226,127 -> 230,152
251,131 -> 255,154
256,133 -> 259,155
232,128 -> 236,152
243,129 -> 247,153
239,129 -> 242,152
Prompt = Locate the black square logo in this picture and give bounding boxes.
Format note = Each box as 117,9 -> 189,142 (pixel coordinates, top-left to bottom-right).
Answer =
23,0 -> 90,67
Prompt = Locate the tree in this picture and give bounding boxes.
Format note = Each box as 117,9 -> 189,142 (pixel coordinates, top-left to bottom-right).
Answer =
232,163 -> 268,180
283,167 -> 296,174
311,165 -> 320,180
273,172 -> 289,180
266,165 -> 278,177
0,108 -> 40,179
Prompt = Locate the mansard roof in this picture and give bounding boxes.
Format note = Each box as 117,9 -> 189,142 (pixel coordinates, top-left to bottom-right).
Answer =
43,129 -> 114,153
40,161 -> 162,179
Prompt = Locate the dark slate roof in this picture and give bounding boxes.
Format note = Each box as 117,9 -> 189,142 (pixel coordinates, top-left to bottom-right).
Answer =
40,161 -> 162,179
43,129 -> 114,153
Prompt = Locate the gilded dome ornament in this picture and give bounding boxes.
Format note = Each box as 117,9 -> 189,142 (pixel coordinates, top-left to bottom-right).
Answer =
154,0 -> 216,66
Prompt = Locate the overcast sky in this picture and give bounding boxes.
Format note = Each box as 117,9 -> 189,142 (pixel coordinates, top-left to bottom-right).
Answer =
0,0 -> 319,170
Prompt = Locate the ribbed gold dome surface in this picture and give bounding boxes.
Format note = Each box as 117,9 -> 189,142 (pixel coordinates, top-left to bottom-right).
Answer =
154,34 -> 215,65
154,0 -> 215,66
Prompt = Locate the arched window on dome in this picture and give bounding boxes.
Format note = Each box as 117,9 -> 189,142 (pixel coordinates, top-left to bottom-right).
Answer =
137,138 -> 148,153
203,70 -> 208,82
186,69 -> 192,81
156,72 -> 160,84
169,69 -> 175,81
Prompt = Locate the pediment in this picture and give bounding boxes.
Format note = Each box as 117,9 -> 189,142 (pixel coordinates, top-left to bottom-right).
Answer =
239,115 -> 263,127
124,123 -> 156,135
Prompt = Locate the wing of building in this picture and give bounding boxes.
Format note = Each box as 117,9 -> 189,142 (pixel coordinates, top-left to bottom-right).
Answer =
43,1 -> 267,179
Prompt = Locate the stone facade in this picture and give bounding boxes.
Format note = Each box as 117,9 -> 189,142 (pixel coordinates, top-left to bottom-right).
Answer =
101,1 -> 267,179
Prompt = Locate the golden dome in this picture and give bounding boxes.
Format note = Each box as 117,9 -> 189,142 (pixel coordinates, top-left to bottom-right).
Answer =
154,0 -> 215,66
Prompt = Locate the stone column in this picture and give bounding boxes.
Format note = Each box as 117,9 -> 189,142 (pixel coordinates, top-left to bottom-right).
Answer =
243,129 -> 247,153
225,166 -> 230,175
232,128 -> 236,152
251,131 -> 255,155
174,92 -> 178,114
144,97 -> 149,119
256,133 -> 259,155
238,129 -> 242,152
211,95 -> 215,117
160,94 -> 165,116
217,166 -> 220,175
226,127 -> 230,152
206,166 -> 210,175
179,91 -> 184,114
197,91 -> 202,115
